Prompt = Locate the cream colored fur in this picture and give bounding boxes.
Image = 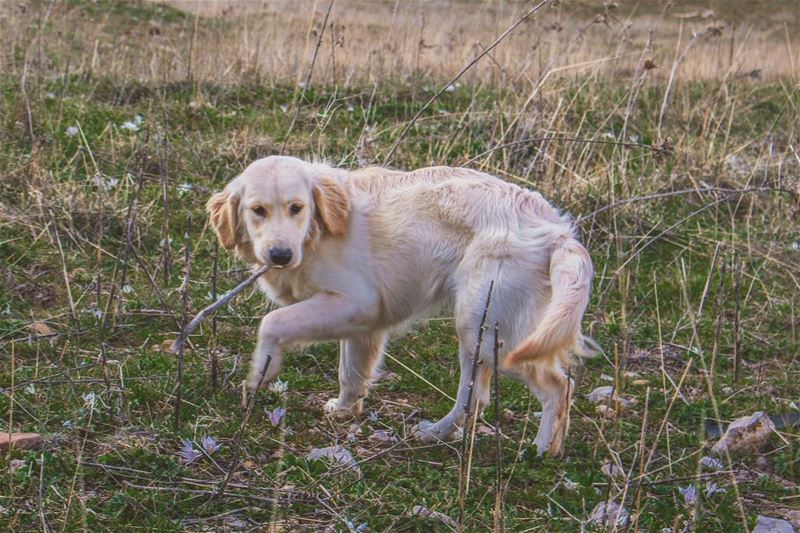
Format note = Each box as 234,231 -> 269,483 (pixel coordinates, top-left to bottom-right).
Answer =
207,155 -> 597,456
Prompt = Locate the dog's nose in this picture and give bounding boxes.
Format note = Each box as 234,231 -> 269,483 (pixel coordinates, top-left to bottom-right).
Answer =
268,247 -> 293,266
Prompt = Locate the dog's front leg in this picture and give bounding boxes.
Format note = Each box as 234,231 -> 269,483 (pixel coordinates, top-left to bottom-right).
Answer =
248,292 -> 379,390
324,332 -> 387,417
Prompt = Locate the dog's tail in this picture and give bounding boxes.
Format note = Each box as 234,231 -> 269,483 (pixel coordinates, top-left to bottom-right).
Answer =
504,234 -> 600,368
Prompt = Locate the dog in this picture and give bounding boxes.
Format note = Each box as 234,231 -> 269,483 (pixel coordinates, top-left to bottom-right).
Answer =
206,155 -> 598,456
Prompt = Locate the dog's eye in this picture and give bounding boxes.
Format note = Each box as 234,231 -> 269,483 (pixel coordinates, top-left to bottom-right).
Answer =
289,203 -> 303,215
252,206 -> 266,217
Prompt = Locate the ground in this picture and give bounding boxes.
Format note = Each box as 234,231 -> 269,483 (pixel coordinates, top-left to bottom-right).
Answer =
0,1 -> 798,531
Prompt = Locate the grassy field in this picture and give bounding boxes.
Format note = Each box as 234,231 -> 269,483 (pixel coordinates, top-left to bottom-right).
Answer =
1,1 -> 799,531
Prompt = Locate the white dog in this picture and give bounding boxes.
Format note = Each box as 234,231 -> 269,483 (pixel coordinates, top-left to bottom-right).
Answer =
207,156 -> 597,456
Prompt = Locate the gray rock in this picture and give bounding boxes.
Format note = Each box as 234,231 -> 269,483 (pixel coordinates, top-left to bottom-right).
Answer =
711,412 -> 775,455
753,516 -> 795,533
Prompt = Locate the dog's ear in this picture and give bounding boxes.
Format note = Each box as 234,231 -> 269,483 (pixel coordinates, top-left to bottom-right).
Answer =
313,179 -> 351,237
206,191 -> 240,249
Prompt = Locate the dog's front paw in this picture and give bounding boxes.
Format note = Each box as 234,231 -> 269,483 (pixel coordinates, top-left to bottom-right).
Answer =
323,397 -> 361,418
413,420 -> 462,442
247,361 -> 280,390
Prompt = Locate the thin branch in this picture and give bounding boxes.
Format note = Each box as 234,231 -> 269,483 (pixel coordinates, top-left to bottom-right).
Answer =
457,281 -> 494,531
382,0 -> 552,165
170,265 -> 271,355
280,0 -> 335,154
216,354 -> 272,499
463,135 -> 665,166
577,185 -> 797,225
174,216 -> 192,429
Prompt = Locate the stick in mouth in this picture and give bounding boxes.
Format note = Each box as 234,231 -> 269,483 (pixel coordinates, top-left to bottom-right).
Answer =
169,264 -> 271,354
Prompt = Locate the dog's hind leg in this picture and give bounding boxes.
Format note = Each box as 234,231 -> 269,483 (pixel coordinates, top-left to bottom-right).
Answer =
324,331 -> 387,417
415,338 -> 493,442
521,358 -> 572,457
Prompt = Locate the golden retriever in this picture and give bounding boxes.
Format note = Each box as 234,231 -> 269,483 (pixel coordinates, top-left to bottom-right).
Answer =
207,156 -> 597,456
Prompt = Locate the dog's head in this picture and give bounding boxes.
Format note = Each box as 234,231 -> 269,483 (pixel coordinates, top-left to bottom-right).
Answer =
207,156 -> 350,268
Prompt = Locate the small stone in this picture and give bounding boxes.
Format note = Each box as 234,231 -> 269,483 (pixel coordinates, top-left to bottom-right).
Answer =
0,432 -> 42,452
368,430 -> 398,446
589,501 -> 629,526
596,405 -> 616,419
711,412 -> 775,455
9,459 -> 27,473
411,505 -> 456,528
587,386 -> 614,403
753,516 -> 795,533
601,461 -> 626,479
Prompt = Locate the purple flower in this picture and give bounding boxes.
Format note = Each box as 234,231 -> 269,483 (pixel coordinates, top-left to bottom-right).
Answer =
704,481 -> 726,499
201,436 -> 221,454
679,484 -> 697,506
268,407 -> 286,426
180,439 -> 201,464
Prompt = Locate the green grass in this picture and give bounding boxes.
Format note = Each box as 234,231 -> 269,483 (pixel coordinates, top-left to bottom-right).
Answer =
1,3 -> 799,532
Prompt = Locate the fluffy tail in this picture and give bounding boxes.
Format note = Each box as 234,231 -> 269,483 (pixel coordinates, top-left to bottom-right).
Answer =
504,234 -> 599,367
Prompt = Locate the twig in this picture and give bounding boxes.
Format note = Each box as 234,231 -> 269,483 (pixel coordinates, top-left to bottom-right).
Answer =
492,322 -> 503,533
38,452 -> 50,533
577,186 -> 797,225
382,0 -> 552,165
457,281 -> 494,531
279,0 -> 335,154
174,216 -> 192,429
733,251 -> 742,383
217,354 -> 272,498
710,257 -> 727,387
124,481 -> 279,505
50,217 -> 78,330
159,130 -> 172,287
463,135 -> 666,166
210,239 -> 220,392
169,265 -> 271,355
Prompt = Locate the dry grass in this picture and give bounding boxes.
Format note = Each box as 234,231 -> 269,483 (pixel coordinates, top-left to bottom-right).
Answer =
1,1 -> 799,531
2,0 -> 798,87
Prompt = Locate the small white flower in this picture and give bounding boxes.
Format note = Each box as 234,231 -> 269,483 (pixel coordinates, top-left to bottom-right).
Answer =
121,284 -> 133,294
177,182 -> 194,196
121,117 -> 141,132
791,242 -> 800,251
93,309 -> 103,319
561,477 -> 580,491
269,379 -> 289,395
445,84 -> 457,92
62,420 -> 74,429
66,126 -> 79,137
160,238 -> 173,247
629,134 -> 640,143
92,174 -> 118,191
46,92 -> 56,100
347,104 -> 355,112
25,384 -> 36,395
83,392 -> 96,409
298,81 -> 306,89
280,104 -> 288,113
